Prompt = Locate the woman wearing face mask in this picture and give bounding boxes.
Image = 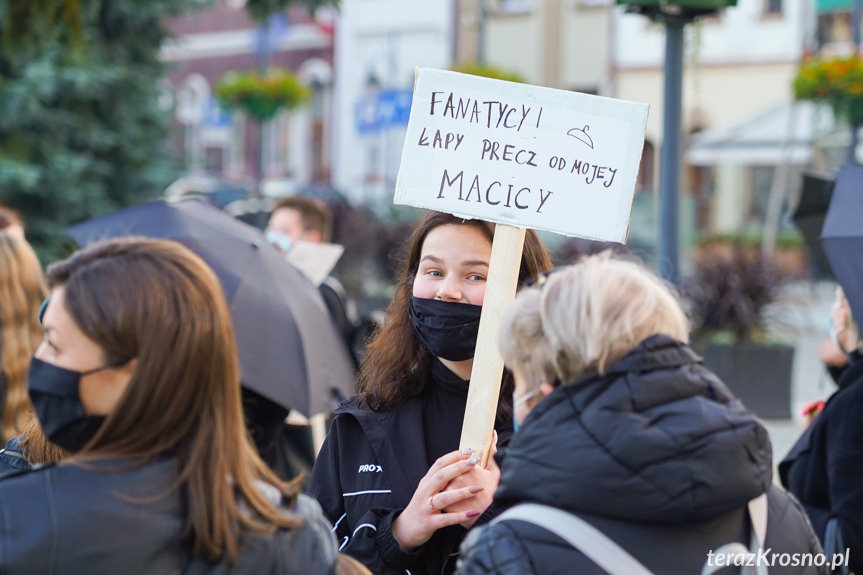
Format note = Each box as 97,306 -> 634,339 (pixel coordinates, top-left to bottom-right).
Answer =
0,237 -> 338,574
457,253 -> 823,575
308,211 -> 552,575
780,286 -> 863,574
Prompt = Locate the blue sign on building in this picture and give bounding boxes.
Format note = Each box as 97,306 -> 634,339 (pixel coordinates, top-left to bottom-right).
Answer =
203,97 -> 232,128
356,89 -> 413,134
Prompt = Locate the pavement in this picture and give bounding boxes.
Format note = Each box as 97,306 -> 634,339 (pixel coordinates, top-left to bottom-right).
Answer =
760,280 -> 840,471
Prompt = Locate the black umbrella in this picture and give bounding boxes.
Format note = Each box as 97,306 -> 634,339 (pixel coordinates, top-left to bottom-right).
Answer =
67,198 -> 355,417
821,165 -> 863,324
792,170 -> 835,278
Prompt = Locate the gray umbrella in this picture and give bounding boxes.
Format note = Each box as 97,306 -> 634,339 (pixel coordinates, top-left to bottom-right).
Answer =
822,165 -> 863,324
67,198 -> 355,416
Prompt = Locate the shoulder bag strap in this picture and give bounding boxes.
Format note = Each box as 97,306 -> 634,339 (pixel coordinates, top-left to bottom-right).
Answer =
492,503 -> 655,575
702,494 -> 769,575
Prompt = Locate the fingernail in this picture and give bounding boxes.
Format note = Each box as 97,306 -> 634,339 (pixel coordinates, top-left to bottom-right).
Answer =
468,457 -> 479,465
469,486 -> 483,494
466,511 -> 481,518
461,447 -> 475,454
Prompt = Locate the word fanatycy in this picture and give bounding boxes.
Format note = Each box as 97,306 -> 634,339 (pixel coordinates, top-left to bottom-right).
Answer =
428,91 -> 543,133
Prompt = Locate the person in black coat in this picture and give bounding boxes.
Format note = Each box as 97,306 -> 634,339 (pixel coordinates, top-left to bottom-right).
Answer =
457,253 -> 826,575
781,286 -> 863,573
308,211 -> 552,575
0,238 -> 338,574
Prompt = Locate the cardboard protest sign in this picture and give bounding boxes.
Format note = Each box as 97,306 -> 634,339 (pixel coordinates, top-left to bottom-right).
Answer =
394,68 -> 648,462
395,68 -> 649,242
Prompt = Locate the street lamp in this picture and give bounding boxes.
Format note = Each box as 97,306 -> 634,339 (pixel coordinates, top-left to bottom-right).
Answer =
617,0 -> 736,284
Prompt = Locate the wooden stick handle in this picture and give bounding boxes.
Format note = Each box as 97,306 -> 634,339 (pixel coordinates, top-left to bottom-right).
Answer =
459,224 -> 526,466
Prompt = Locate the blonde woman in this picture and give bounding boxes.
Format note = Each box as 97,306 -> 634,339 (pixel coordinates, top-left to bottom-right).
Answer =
457,252 -> 823,575
781,286 -> 863,574
0,231 -> 47,441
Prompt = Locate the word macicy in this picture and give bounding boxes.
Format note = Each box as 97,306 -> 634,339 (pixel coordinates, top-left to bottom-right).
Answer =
436,168 -> 553,214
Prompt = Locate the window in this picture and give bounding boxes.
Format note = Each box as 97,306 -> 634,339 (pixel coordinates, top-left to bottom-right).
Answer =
579,0 -> 611,8
496,0 -> 535,14
818,11 -> 853,46
764,0 -> 782,16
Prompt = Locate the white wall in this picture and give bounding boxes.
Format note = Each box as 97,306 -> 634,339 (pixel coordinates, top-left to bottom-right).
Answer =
614,0 -> 807,69
333,0 -> 454,207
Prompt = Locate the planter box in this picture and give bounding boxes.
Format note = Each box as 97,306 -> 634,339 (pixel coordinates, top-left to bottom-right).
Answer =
702,342 -> 794,420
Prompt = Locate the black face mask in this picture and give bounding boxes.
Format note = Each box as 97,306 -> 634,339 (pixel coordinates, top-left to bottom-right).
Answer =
408,296 -> 482,361
27,356 -> 115,454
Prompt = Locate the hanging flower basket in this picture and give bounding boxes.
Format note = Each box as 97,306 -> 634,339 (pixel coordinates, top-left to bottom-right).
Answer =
215,68 -> 309,121
793,56 -> 863,125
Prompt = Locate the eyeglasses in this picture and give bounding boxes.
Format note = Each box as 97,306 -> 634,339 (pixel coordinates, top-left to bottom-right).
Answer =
38,297 -> 50,325
513,388 -> 540,408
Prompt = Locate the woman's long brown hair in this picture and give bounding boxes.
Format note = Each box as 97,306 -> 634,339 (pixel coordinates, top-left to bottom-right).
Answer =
45,237 -> 299,564
0,232 -> 47,441
357,212 -> 552,426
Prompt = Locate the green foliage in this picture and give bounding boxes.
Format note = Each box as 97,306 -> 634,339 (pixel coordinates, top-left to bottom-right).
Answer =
793,56 -> 863,125
244,0 -> 338,23
0,0 -> 206,262
216,68 -> 309,120
452,62 -> 525,84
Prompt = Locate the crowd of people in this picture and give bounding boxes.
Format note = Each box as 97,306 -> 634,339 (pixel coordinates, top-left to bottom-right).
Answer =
0,200 -> 857,574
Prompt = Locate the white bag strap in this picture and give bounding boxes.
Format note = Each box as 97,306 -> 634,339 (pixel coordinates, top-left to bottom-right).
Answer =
701,494 -> 769,575
492,503 -> 654,575
494,495 -> 769,575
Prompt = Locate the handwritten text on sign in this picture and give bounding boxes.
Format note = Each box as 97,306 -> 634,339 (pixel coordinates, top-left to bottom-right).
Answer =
394,69 -> 649,243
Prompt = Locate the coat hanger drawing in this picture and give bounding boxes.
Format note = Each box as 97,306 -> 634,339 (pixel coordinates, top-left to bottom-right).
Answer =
567,125 -> 595,150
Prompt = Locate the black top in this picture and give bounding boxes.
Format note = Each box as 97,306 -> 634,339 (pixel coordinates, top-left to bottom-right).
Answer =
458,335 -> 824,575
424,359 -> 470,465
780,350 -> 863,573
308,374 -> 510,575
0,457 -> 338,574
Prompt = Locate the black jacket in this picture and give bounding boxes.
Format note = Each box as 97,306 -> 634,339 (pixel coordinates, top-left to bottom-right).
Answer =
0,456 -> 338,574
308,387 -> 508,575
780,350 -> 863,572
457,336 -> 825,575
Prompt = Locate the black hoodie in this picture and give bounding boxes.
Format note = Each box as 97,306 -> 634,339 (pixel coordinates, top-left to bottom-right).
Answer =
457,335 -> 825,575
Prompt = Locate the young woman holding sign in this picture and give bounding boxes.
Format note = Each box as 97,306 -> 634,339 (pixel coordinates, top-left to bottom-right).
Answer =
308,211 -> 551,575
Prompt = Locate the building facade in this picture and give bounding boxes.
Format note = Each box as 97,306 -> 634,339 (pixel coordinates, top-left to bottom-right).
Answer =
163,0 -> 335,192
331,0 -> 454,207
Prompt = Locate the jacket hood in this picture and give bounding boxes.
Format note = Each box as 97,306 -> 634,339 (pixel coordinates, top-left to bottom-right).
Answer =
496,335 -> 773,524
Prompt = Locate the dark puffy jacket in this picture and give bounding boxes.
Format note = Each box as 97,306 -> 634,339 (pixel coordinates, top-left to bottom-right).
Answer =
457,335 -> 825,575
780,350 -> 863,573
0,456 -> 338,574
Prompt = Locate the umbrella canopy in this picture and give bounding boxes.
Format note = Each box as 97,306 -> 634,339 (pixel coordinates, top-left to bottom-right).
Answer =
792,170 -> 835,278
67,198 -> 355,417
822,165 -> 863,324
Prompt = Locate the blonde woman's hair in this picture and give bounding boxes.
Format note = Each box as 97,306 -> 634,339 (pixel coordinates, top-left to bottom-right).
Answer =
500,252 -> 690,388
0,232 -> 47,441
